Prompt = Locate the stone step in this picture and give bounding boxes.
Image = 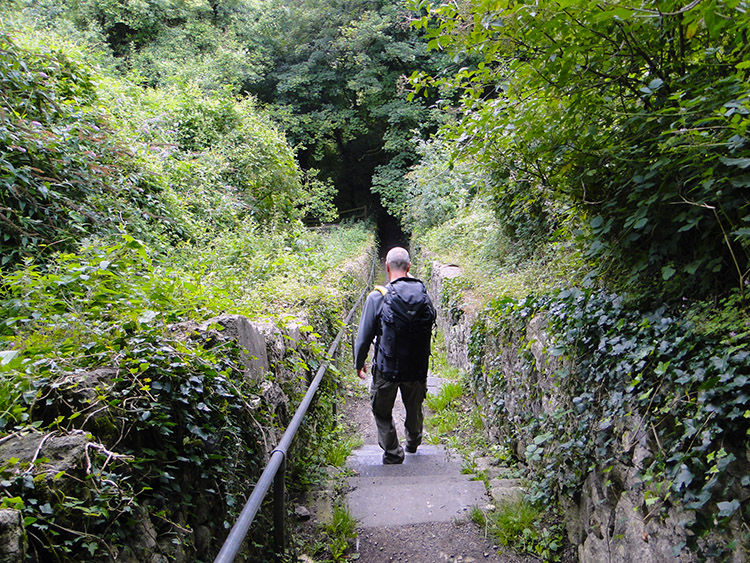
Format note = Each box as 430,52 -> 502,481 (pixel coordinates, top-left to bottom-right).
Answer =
346,444 -> 488,528
347,477 -> 486,528
347,444 -> 463,477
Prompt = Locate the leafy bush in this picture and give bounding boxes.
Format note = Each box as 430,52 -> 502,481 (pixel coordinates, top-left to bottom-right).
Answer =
0,20 -> 340,270
410,0 -> 750,302
0,239 -> 277,557
0,222 -> 374,560
402,138 -> 484,236
0,31 -> 184,267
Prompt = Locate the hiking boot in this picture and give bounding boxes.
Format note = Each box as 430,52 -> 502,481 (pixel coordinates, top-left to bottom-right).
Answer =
405,443 -> 418,454
383,448 -> 404,465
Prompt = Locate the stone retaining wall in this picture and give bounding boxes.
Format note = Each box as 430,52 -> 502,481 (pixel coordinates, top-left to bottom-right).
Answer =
0,315 -> 312,562
1,246 -> 376,562
426,259 -> 745,563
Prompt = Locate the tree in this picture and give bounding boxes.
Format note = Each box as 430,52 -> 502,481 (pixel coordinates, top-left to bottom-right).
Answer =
247,0 -> 448,217
410,0 -> 750,300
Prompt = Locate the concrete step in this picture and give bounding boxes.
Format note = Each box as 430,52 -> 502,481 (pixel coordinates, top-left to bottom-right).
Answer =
347,444 -> 462,478
346,444 -> 488,528
347,476 -> 486,527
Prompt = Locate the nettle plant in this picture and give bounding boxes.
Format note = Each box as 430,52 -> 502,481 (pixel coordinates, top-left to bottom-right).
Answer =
470,289 -> 750,558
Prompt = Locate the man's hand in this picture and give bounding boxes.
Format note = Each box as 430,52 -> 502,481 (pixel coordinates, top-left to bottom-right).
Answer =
357,365 -> 367,380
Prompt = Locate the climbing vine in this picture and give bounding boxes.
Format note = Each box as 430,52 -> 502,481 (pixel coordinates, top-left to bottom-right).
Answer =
0,228 -> 372,560
470,289 -> 750,558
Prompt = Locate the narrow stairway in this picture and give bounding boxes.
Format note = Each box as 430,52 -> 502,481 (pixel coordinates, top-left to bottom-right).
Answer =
344,375 -> 533,563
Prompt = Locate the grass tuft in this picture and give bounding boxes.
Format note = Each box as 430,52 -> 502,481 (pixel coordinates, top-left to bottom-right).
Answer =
425,381 -> 463,412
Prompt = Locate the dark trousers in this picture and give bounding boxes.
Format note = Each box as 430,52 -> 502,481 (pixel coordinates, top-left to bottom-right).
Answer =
369,371 -> 427,463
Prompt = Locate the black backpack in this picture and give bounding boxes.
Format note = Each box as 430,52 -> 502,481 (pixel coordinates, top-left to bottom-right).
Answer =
374,277 -> 436,381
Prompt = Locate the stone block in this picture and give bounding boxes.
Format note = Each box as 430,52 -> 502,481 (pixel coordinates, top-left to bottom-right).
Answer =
488,479 -> 524,505
199,314 -> 269,381
0,509 -> 26,563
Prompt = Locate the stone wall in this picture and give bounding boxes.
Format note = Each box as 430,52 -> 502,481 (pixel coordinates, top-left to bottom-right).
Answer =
0,509 -> 26,562
428,261 -> 474,372
427,259 -> 746,563
0,315 -> 308,563
0,314 -> 337,562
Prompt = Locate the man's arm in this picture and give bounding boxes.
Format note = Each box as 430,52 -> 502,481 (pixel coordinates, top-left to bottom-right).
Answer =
354,291 -> 382,379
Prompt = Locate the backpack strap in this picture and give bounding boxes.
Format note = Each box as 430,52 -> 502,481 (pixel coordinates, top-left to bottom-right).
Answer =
373,285 -> 387,296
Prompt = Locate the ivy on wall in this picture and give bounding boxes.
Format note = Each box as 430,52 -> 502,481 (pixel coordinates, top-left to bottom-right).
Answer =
470,289 -> 750,558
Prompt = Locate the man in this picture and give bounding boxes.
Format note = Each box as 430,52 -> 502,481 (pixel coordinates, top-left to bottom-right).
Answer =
355,247 -> 436,464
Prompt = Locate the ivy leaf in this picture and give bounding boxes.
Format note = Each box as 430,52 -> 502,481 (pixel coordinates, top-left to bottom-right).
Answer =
720,157 -> 750,169
717,499 -> 740,518
662,266 -> 676,280
673,464 -> 693,491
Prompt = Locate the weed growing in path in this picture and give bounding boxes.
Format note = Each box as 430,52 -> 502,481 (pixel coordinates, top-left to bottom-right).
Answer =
471,499 -> 562,562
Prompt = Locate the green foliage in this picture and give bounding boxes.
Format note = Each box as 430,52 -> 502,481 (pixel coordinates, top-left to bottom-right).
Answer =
5,0 -> 451,225
0,305 -> 273,559
0,20 -> 341,268
409,0 -> 750,301
322,427 -> 363,468
47,0 -> 268,91
471,500 -> 562,561
0,4 -> 375,561
471,289 -> 750,558
0,222 -> 374,560
425,380 -> 462,413
0,31 -> 183,267
247,0 -> 448,215
421,347 -> 477,447
322,503 -> 358,562
402,138 -> 484,236
416,199 -> 586,304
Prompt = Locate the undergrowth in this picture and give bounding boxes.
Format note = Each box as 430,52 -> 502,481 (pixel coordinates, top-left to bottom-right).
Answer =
471,500 -> 563,562
412,199 -> 587,305
0,226 -> 374,561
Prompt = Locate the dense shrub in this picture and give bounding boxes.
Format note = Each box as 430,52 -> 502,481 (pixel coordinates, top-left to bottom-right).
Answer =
0,31 -> 184,267
410,0 -> 750,302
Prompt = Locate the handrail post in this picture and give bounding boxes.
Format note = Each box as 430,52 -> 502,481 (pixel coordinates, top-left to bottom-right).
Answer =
273,453 -> 286,554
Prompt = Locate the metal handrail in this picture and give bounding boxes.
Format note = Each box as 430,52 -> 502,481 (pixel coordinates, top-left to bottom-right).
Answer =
214,257 -> 377,562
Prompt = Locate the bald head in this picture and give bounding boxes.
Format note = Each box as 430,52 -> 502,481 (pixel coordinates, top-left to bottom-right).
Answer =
385,247 -> 410,279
